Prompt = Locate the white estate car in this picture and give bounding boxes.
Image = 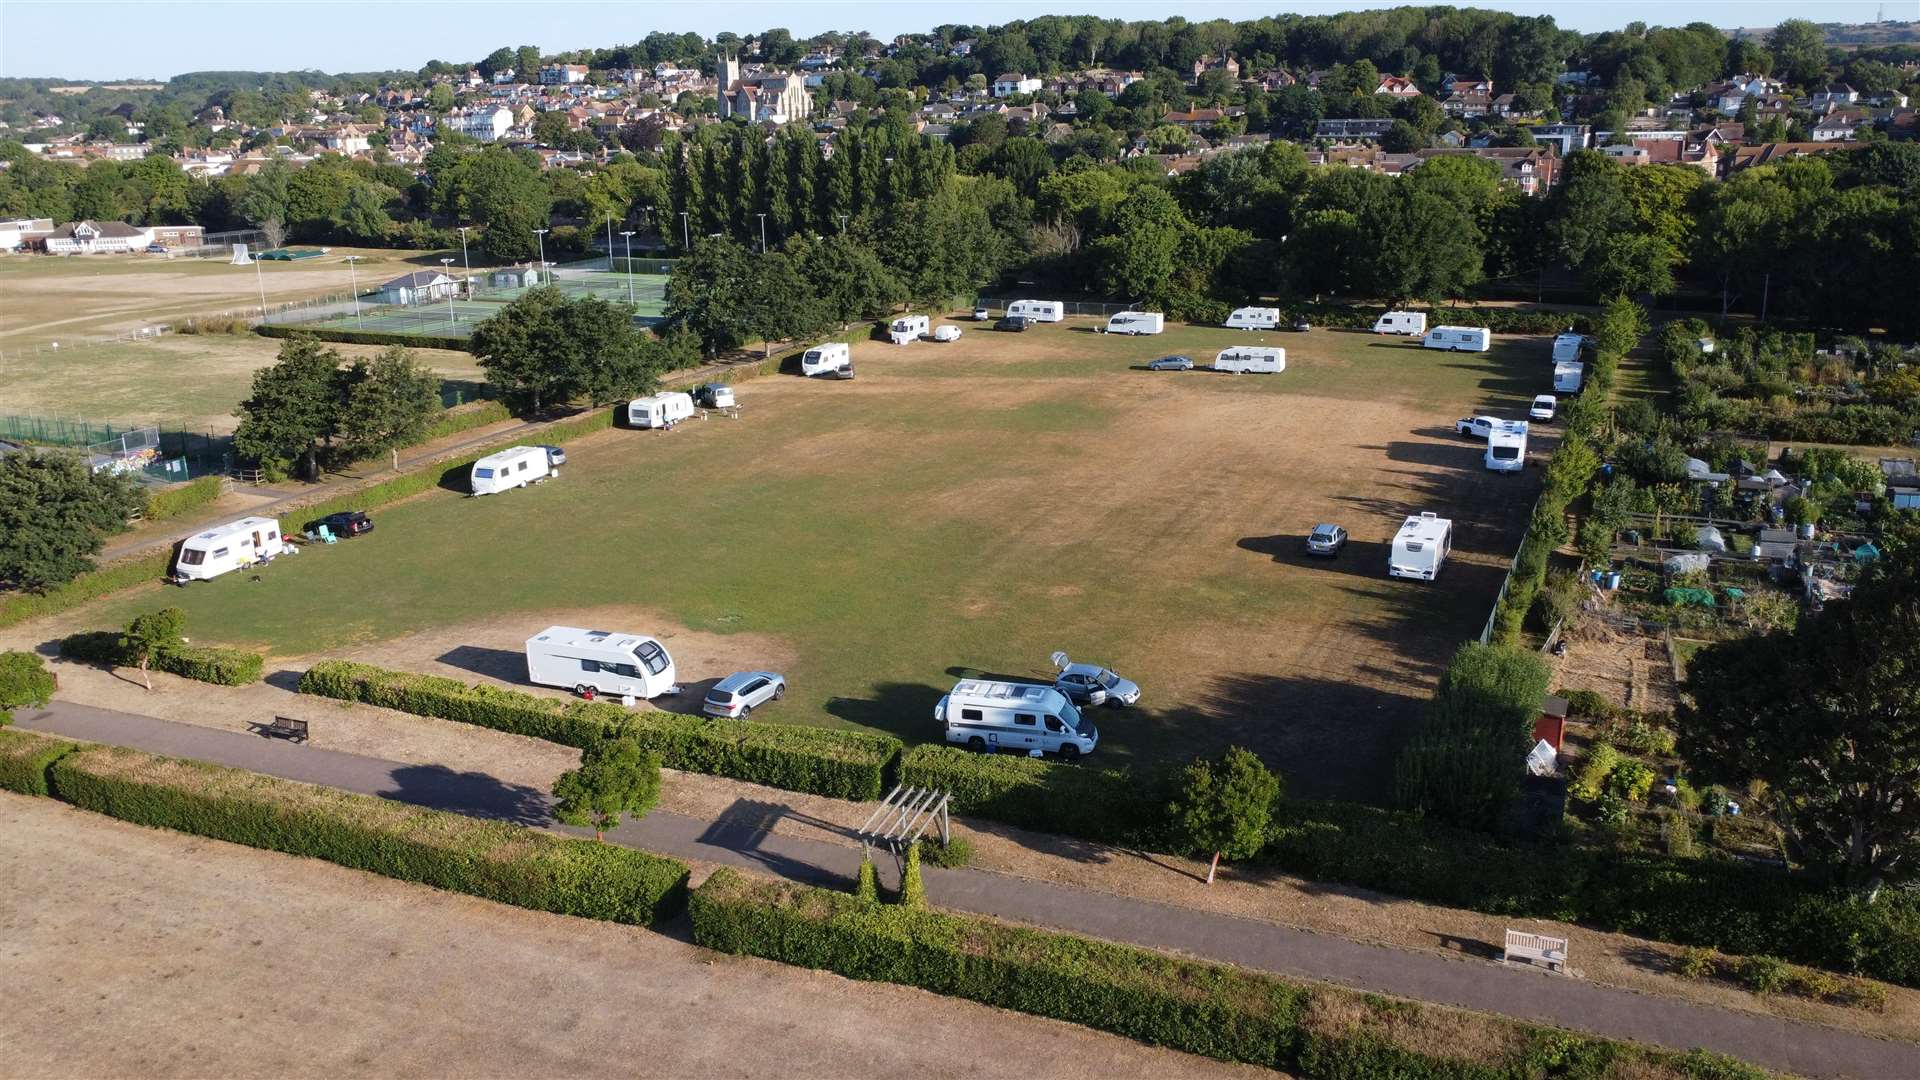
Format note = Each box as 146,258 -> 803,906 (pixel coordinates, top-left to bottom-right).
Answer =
1529,394 -> 1558,421
933,325 -> 963,342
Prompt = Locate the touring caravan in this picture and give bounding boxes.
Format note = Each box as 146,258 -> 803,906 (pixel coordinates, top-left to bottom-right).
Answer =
1372,310 -> 1428,335
1006,299 -> 1065,323
470,445 -> 552,495
800,342 -> 852,377
1552,333 -> 1586,363
1215,346 -> 1286,374
1423,325 -> 1492,352
525,626 -> 677,700
1225,306 -> 1281,330
627,391 -> 694,429
1484,420 -> 1529,473
889,314 -> 930,344
935,679 -> 1098,759
172,516 -> 287,583
1553,360 -> 1585,394
1104,311 -> 1165,335
1389,512 -> 1453,581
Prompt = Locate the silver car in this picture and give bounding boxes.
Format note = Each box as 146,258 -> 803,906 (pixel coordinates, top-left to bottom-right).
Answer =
1055,663 -> 1141,708
1306,523 -> 1348,557
703,671 -> 786,718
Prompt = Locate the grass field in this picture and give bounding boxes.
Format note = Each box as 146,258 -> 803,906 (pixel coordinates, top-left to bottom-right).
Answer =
89,318 -> 1551,803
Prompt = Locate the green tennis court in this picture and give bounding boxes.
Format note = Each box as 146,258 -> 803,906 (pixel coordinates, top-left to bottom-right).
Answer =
298,272 -> 670,340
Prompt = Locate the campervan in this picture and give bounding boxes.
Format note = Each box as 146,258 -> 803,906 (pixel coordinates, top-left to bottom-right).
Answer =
800,342 -> 852,377
469,445 -> 552,495
889,314 -> 930,344
1423,325 -> 1492,352
1225,306 -> 1281,330
1104,311 -> 1164,335
1484,420 -> 1529,473
172,516 -> 286,583
627,391 -> 694,429
1006,299 -> 1065,323
935,679 -> 1098,759
525,626 -> 677,700
1214,346 -> 1286,374
1389,512 -> 1453,581
1553,360 -> 1585,394
1372,310 -> 1428,335
1552,333 -> 1586,363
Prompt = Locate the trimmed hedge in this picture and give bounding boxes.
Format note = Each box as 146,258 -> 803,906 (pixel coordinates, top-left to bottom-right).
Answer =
299,660 -> 899,800
689,868 -> 1765,1079
0,728 -> 77,795
50,743 -> 688,925
142,475 -> 224,521
57,629 -> 264,687
897,744 -> 1169,845
257,323 -> 476,352
0,551 -> 173,631
422,399 -> 512,442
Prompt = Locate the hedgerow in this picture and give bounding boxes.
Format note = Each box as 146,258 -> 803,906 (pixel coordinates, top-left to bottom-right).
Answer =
57,629 -> 264,686
256,324 -> 477,351
141,476 -> 225,521
0,728 -> 77,795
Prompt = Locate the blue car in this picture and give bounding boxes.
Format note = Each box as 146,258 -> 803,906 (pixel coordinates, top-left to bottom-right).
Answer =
1147,355 -> 1193,371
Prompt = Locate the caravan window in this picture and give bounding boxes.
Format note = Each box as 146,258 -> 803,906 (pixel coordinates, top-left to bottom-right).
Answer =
960,708 -> 983,722
1014,713 -> 1037,727
608,662 -> 642,678
475,468 -> 495,479
1405,542 -> 1424,552
517,461 -> 528,472
212,547 -> 230,558
179,549 -> 206,566
635,640 -> 669,675
580,659 -> 602,673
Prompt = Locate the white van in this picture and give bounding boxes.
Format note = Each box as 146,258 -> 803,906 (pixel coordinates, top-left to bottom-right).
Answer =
1484,420 -> 1528,473
800,342 -> 851,377
1006,299 -> 1065,323
1552,333 -> 1586,363
1389,512 -> 1453,581
1225,306 -> 1280,330
1372,310 -> 1428,335
172,516 -> 286,583
1104,311 -> 1164,335
1215,346 -> 1286,374
1423,325 -> 1491,352
526,625 -> 677,700
470,445 -> 552,495
936,679 -> 1098,759
627,391 -> 694,429
1553,360 -> 1585,394
889,314 -> 930,344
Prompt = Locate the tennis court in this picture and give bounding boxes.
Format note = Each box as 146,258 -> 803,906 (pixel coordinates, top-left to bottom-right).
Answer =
298,270 -> 670,341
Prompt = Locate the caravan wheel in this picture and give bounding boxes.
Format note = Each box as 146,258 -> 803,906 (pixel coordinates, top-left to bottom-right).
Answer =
575,684 -> 594,699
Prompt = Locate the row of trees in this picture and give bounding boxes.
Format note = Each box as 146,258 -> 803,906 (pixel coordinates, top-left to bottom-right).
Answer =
233,340 -> 442,480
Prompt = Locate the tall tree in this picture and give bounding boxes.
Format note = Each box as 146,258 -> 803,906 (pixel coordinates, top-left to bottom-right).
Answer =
123,607 -> 186,692
0,449 -> 143,592
552,737 -> 662,841
232,336 -> 345,481
1767,19 -> 1830,88
1170,747 -> 1284,885
470,287 -> 660,412
338,346 -> 442,468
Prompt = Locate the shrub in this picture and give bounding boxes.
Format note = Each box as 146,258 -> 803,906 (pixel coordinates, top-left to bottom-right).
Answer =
899,841 -> 927,907
1607,760 -> 1657,803
1737,955 -> 1791,995
142,475 -> 224,521
0,551 -> 172,631
421,399 -> 512,441
0,651 -> 56,725
855,857 -> 880,902
50,743 -> 688,925
896,744 -> 1168,845
920,835 -> 973,869
57,629 -> 263,686
1571,743 -> 1622,801
1676,947 -> 1717,980
0,728 -> 76,795
1786,966 -> 1842,1002
1562,688 -> 1616,721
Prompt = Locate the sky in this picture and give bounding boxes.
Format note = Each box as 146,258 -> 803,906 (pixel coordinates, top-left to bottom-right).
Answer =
0,1 -> 1900,81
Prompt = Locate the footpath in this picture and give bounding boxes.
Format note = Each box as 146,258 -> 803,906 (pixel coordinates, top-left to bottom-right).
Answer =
13,700 -> 1912,1079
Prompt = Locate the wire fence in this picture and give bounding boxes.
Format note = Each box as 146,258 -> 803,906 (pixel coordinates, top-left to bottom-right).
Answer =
0,323 -> 174,361
973,297 -> 1139,319
0,414 -> 229,482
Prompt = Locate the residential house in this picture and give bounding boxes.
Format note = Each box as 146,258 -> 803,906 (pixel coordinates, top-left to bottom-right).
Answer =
1443,87 -> 1493,118
1809,83 -> 1859,109
1864,90 -> 1910,109
1252,69 -> 1296,91
370,270 -> 456,306
1314,117 -> 1395,141
948,39 -> 975,58
44,220 -> 155,254
320,124 -> 376,154
491,68 -> 516,85
0,217 -> 53,251
1721,141 -> 1865,176
991,72 -> 1042,98
1811,111 -> 1870,142
455,105 -> 515,142
539,64 -> 588,85
1891,108 -> 1917,140
797,47 -> 839,69
1414,147 -> 1558,196
1531,123 -> 1591,155
1374,75 -> 1422,98
716,57 -> 812,123
1191,54 -> 1240,82
1161,107 -> 1227,130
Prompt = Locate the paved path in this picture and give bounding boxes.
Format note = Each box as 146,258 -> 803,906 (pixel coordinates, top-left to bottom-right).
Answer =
13,701 -> 1911,1078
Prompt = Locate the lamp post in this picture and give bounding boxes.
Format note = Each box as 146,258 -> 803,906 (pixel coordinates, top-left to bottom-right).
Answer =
532,228 -> 549,282
344,254 -> 364,328
252,256 -> 268,319
757,212 -> 767,253
678,210 -> 690,250
440,258 -> 456,329
620,231 -> 636,303
837,213 -> 848,233
456,225 -> 471,297
605,211 -> 616,269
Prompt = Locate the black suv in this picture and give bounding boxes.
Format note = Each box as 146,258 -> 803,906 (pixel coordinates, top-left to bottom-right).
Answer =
993,315 -> 1030,332
307,510 -> 373,538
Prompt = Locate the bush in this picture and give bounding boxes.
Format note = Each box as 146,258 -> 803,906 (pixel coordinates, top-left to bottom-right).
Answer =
1737,954 -> 1791,995
0,551 -> 173,630
896,744 -> 1169,846
1570,743 -> 1622,801
0,651 -> 56,725
1607,760 -> 1657,803
57,630 -> 263,686
257,323 -> 476,352
299,660 -> 899,799
1676,947 -> 1717,980
1562,689 -> 1616,721
422,399 -> 511,441
688,868 -> 1763,1079
142,475 -> 224,521
56,630 -> 127,665
855,857 -> 880,902
50,743 -> 688,925
0,728 -> 77,795
919,835 -> 973,869
899,841 -> 927,907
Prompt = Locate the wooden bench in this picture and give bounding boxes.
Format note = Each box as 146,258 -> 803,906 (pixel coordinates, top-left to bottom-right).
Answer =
262,716 -> 310,743
1504,930 -> 1568,973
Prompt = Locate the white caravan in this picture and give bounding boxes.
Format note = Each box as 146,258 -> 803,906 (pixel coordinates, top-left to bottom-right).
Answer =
470,445 -> 552,495
1423,325 -> 1492,352
1006,299 -> 1065,323
1372,310 -> 1428,335
800,342 -> 852,376
628,391 -> 694,429
1225,306 -> 1281,330
1553,360 -> 1586,394
1389,512 -> 1453,581
889,314 -> 930,344
172,516 -> 286,582
1215,346 -> 1286,374
935,679 -> 1098,759
1484,420 -> 1529,473
525,626 -> 677,700
1552,333 -> 1586,363
1104,311 -> 1165,335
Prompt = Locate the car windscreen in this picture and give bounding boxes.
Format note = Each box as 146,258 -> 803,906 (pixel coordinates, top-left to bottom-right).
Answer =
634,640 -> 668,675
1097,670 -> 1121,689
1064,701 -> 1092,735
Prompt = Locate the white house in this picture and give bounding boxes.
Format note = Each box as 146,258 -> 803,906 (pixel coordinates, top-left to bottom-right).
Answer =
1810,83 -> 1859,109
539,64 -> 588,85
370,270 -> 456,306
44,219 -> 155,254
455,105 -> 515,142
992,72 -> 1042,98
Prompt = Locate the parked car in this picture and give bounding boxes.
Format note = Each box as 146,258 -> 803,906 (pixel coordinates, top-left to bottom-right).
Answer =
306,510 -> 373,538
1146,355 -> 1194,371
145,243 -> 169,254
933,325 -> 963,342
703,671 -> 786,718
1306,523 -> 1348,557
993,315 -> 1030,332
972,306 -> 991,321
694,383 -> 735,408
1055,663 -> 1141,708
825,361 -> 855,380
540,445 -> 566,467
1529,394 -> 1557,421
1454,415 -> 1499,438
1290,318 -> 1311,332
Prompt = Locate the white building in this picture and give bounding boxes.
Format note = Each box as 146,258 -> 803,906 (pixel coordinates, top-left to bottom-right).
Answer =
370,270 -> 457,305
44,219 -> 155,254
992,72 -> 1042,98
455,105 -> 515,142
540,64 -> 588,85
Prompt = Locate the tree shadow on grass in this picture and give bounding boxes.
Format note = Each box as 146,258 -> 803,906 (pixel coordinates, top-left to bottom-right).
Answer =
822,680 -> 946,745
379,762 -> 552,827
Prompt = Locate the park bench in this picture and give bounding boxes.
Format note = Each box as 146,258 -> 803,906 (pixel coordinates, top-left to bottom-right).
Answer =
1503,930 -> 1568,973
261,716 -> 310,744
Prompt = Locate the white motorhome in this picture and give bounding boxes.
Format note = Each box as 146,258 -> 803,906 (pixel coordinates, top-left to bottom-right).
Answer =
1552,333 -> 1586,363
1104,310 -> 1164,335
525,625 -> 677,700
1484,420 -> 1529,473
1225,306 -> 1281,330
627,391 -> 694,429
470,445 -> 552,495
1372,310 -> 1428,335
1389,512 -> 1453,581
1214,346 -> 1286,374
889,314 -> 930,344
800,342 -> 851,376
172,516 -> 286,583
1553,360 -> 1585,394
1423,325 -> 1491,352
1006,299 -> 1065,323
935,679 -> 1098,759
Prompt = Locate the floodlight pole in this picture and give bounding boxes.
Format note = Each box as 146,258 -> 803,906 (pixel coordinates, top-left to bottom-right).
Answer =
605,211 -> 615,269
757,213 -> 767,253
440,258 -> 456,328
620,231 -> 636,303
457,225 -> 472,296
344,254 -> 363,327
679,210 -> 690,250
253,257 -> 268,319
532,228 -> 549,282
